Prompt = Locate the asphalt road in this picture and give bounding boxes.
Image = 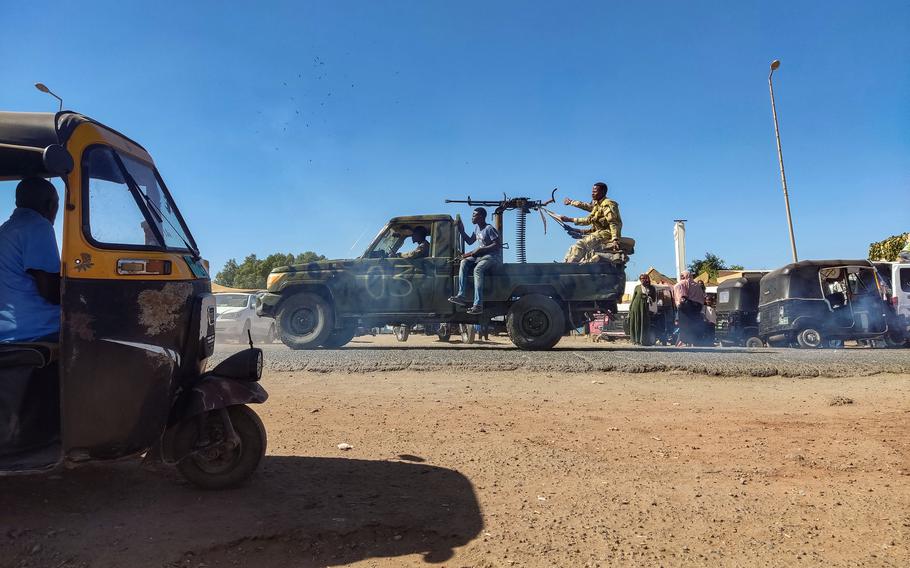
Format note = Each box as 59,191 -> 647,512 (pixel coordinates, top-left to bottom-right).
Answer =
214,335 -> 910,378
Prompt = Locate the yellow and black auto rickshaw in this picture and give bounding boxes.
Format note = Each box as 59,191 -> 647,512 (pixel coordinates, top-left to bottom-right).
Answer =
0,111 -> 267,488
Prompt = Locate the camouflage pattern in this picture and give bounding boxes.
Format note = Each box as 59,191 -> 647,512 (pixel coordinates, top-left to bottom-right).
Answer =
563,198 -> 623,263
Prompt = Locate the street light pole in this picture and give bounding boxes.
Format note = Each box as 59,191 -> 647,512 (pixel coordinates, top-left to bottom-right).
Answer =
34,82 -> 63,112
768,60 -> 798,262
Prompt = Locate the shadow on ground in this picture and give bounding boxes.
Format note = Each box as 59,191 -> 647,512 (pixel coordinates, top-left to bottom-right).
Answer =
0,456 -> 482,568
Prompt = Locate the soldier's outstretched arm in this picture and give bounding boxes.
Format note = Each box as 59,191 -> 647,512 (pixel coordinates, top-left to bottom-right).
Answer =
563,197 -> 593,212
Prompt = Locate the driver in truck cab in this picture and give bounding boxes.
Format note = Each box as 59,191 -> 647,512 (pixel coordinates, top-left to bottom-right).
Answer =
398,226 -> 430,259
0,178 -> 61,343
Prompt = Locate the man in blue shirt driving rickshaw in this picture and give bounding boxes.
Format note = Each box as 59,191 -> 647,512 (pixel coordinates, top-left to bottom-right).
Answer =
0,177 -> 61,343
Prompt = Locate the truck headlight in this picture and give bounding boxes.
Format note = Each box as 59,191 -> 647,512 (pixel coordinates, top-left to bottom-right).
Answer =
267,271 -> 288,290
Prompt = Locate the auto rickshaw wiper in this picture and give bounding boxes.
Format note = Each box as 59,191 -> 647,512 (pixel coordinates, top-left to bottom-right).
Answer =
123,170 -> 202,261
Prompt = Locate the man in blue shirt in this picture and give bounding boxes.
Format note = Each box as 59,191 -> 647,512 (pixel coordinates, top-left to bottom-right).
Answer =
448,207 -> 501,314
0,177 -> 61,343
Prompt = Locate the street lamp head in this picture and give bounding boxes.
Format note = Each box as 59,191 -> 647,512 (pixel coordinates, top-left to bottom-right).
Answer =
34,82 -> 50,93
770,59 -> 781,72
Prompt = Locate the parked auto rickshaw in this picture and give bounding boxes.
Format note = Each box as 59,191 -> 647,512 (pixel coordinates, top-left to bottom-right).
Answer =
758,260 -> 887,348
715,273 -> 765,347
0,111 -> 267,488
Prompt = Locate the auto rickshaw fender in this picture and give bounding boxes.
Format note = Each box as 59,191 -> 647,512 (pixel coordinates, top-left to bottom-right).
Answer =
158,376 -> 267,463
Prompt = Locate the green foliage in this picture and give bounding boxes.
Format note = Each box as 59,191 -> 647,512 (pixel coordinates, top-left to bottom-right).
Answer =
868,233 -> 909,262
688,252 -> 734,281
729,264 -> 745,270
215,251 -> 326,289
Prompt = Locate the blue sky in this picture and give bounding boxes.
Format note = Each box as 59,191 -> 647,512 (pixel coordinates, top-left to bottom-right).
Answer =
2,1 -> 908,278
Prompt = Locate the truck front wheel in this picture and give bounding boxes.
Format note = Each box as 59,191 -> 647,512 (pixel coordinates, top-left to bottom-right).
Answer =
507,294 -> 565,350
277,292 -> 335,349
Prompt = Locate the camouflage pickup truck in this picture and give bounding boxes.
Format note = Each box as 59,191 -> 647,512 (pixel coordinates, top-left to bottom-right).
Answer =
257,214 -> 628,350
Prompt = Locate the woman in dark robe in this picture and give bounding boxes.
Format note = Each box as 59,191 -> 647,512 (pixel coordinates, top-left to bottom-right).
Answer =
628,274 -> 657,345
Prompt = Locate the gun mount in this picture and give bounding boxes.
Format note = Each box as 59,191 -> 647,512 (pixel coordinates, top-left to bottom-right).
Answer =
445,188 -> 557,263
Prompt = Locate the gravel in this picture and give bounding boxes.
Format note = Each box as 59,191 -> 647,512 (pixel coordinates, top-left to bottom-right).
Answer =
213,337 -> 910,378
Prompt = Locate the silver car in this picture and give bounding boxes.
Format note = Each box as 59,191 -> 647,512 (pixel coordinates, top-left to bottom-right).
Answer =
215,293 -> 277,343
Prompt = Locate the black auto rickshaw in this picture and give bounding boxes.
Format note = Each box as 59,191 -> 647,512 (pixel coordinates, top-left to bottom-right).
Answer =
715,273 -> 766,347
758,260 -> 887,348
0,111 -> 267,488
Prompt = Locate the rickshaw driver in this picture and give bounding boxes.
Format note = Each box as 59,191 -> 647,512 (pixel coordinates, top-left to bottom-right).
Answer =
0,177 -> 61,343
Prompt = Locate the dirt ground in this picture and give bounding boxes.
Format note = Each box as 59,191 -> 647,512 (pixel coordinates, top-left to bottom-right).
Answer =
2,352 -> 909,567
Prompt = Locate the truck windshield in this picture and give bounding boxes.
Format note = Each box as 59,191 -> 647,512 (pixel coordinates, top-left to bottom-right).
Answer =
365,226 -> 405,257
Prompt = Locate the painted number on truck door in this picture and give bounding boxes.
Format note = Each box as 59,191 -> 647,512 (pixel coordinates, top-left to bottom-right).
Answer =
366,263 -> 423,299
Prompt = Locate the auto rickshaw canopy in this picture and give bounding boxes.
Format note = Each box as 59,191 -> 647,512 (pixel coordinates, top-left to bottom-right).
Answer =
0,111 -> 144,181
716,273 -> 764,312
760,259 -> 875,303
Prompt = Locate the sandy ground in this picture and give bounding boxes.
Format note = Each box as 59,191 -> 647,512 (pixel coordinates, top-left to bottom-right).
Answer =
2,342 -> 909,567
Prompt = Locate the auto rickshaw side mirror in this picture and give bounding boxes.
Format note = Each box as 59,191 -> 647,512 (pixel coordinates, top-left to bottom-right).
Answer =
208,348 -> 263,382
42,144 -> 74,176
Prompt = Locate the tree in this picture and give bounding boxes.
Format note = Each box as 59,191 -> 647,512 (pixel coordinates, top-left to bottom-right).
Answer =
215,251 -> 326,289
688,252 -> 739,281
868,233 -> 909,262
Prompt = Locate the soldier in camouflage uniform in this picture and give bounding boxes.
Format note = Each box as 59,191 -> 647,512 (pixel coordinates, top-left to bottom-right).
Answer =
559,182 -> 623,263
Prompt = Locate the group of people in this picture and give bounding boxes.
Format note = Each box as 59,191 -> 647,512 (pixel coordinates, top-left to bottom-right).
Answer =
443,181 -> 623,314
625,271 -> 716,347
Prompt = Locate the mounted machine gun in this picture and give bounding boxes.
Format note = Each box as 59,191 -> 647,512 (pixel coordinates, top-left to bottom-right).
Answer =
445,188 -> 558,263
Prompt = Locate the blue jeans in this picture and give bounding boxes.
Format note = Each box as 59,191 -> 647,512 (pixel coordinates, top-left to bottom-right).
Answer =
457,256 -> 499,307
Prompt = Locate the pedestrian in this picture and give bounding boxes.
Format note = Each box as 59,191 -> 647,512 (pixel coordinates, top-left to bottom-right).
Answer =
628,273 -> 656,345
448,207 -> 501,314
673,271 -> 705,346
702,294 -> 717,346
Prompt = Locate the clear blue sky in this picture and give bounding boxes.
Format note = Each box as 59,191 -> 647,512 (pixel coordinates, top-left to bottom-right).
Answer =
2,1 -> 908,277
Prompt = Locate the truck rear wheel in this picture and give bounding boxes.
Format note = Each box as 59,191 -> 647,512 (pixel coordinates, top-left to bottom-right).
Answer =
507,294 -> 565,351
277,292 -> 334,349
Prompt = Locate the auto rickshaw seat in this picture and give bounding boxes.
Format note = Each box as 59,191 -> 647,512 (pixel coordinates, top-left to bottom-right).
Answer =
0,343 -> 57,370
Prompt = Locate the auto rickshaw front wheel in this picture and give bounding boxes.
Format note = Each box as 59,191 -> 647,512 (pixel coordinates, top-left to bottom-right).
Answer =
174,405 -> 267,490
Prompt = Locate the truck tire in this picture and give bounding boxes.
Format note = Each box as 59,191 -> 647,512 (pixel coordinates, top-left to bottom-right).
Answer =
507,294 -> 565,350
744,336 -> 764,348
322,326 -> 357,348
277,292 -> 334,349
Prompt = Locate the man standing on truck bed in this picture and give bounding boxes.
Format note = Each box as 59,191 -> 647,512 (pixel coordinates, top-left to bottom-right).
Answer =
559,181 -> 622,263
448,207 -> 501,315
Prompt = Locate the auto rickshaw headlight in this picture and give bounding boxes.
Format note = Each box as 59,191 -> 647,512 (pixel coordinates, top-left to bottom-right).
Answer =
208,347 -> 264,382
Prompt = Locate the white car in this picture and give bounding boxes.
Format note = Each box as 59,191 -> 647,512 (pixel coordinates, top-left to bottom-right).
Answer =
215,293 -> 277,343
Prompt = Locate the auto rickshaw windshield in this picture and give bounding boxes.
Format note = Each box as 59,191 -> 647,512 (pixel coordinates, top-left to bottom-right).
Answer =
119,154 -> 196,252
84,146 -> 197,254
